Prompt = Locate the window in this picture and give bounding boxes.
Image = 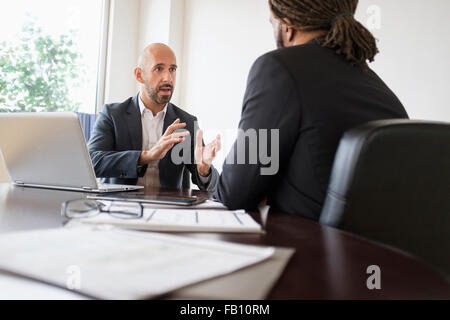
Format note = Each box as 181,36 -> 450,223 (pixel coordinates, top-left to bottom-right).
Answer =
0,0 -> 106,140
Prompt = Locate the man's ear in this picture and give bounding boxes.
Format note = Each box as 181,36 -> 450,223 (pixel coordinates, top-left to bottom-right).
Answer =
134,68 -> 145,84
283,18 -> 295,42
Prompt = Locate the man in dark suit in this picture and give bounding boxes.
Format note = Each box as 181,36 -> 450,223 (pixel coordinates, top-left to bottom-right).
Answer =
88,43 -> 220,191
214,0 -> 409,220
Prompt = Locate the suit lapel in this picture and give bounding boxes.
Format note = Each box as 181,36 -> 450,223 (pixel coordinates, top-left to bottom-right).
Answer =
126,94 -> 143,150
163,103 -> 178,134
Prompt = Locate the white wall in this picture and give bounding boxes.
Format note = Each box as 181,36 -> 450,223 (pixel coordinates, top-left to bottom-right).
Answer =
357,0 -> 450,121
138,0 -> 171,47
180,0 -> 275,168
137,0 -> 185,106
104,0 -> 140,104
104,0 -> 185,107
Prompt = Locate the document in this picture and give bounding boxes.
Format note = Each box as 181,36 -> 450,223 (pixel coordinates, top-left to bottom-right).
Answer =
71,203 -> 263,233
0,227 -> 275,300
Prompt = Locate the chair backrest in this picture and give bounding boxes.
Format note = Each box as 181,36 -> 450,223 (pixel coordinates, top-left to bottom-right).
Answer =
320,120 -> 450,276
76,112 -> 97,142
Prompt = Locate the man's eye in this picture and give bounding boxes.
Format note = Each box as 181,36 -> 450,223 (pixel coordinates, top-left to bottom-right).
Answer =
170,68 -> 176,72
155,67 -> 162,72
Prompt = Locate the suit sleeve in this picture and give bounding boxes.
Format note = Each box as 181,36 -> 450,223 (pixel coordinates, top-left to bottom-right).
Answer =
214,54 -> 301,210
88,106 -> 146,179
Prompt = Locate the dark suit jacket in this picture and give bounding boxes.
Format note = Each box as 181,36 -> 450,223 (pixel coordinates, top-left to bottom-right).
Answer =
88,95 -> 218,191
215,39 -> 409,221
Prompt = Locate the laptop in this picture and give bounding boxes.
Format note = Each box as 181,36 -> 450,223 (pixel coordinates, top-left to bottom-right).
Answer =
0,112 -> 143,193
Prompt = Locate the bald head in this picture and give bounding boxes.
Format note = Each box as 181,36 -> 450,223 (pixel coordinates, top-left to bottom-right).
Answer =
134,43 -> 178,108
137,43 -> 177,70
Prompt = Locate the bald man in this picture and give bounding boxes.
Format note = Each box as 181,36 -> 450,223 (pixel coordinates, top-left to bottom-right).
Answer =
88,43 -> 220,191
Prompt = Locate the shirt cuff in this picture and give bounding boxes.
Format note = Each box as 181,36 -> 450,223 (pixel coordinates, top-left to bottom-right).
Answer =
198,171 -> 212,185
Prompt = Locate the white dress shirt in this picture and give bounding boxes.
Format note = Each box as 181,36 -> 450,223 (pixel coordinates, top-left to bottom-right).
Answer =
137,96 -> 166,188
136,95 -> 211,188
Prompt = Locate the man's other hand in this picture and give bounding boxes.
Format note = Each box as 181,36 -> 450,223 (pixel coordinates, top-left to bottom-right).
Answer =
195,129 -> 221,177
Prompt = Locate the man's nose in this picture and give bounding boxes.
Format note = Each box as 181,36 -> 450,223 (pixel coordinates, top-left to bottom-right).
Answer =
162,70 -> 174,83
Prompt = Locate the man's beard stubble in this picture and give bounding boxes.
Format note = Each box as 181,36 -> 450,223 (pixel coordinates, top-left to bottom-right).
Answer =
276,25 -> 285,49
146,84 -> 173,105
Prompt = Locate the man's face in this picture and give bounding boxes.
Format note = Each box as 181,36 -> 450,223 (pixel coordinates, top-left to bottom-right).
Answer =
141,49 -> 177,105
270,14 -> 285,49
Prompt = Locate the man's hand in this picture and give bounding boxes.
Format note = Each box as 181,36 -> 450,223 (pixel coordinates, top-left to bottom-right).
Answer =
195,129 -> 221,177
139,119 -> 190,165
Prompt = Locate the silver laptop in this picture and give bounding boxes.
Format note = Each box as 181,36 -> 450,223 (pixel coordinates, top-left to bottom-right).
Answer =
0,112 -> 143,193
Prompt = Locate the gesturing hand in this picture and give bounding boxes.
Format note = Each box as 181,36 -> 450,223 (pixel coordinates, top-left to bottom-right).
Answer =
195,129 -> 221,177
139,119 -> 190,165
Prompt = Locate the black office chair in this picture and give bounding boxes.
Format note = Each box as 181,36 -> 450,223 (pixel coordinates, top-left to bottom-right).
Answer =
320,120 -> 450,276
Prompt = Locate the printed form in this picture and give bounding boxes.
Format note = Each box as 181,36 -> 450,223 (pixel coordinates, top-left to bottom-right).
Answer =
75,202 -> 263,233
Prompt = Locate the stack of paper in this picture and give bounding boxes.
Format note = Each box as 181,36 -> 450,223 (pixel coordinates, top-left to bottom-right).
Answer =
72,202 -> 263,233
0,227 -> 274,300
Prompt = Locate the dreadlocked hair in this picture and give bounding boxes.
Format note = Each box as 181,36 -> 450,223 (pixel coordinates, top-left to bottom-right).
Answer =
269,0 -> 379,69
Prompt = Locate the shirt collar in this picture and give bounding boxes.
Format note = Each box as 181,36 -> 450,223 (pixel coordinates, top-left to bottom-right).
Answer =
138,94 -> 168,119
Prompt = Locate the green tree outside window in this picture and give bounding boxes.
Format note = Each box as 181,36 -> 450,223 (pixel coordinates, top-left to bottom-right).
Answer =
0,16 -> 86,113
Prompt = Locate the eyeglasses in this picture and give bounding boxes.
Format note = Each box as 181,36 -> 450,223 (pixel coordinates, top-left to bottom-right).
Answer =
61,199 -> 144,220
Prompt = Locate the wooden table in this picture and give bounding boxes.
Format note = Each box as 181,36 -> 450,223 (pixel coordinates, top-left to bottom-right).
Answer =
0,183 -> 449,299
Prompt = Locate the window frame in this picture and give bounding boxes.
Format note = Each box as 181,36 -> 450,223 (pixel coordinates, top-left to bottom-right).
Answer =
95,0 -> 111,115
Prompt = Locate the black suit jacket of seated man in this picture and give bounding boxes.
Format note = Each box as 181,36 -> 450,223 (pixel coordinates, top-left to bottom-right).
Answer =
88,94 -> 219,191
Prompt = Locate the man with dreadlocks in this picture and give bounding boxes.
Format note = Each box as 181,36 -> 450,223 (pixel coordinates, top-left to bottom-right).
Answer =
214,0 -> 409,221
